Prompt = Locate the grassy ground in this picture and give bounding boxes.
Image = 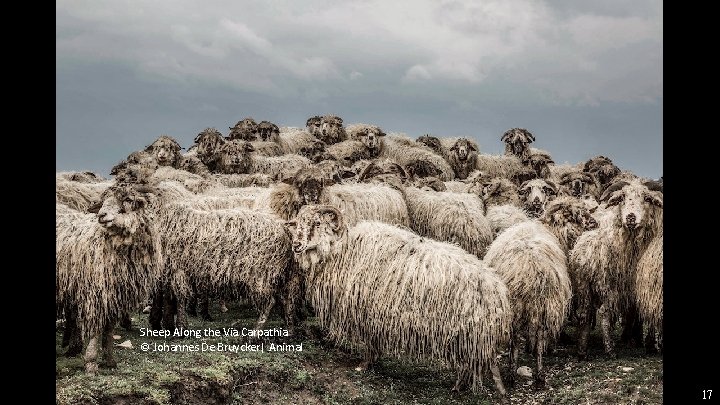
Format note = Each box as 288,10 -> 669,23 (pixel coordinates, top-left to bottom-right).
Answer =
56,303 -> 663,405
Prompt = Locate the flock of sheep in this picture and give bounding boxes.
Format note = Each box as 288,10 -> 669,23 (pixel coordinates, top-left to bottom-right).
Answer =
56,115 -> 663,403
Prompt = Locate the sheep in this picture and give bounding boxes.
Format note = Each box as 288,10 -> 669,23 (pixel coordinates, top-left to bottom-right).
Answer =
286,205 -> 512,400
475,153 -> 531,184
318,114 -> 347,145
501,127 -> 535,161
571,179 -> 663,359
557,170 -> 602,200
582,155 -> 621,189
380,134 -> 455,181
110,150 -> 159,177
446,138 -> 479,180
518,178 -> 558,218
416,134 -> 443,155
227,117 -> 258,141
474,177 -> 528,236
325,124 -> 387,166
306,115 -> 322,137
145,135 -> 183,168
216,139 -> 310,180
212,173 -> 274,188
56,174 -> 113,212
277,127 -> 326,158
191,127 -> 226,172
635,232 -> 663,352
523,148 -> 554,179
57,171 -> 106,183
483,196 -> 597,387
256,120 -> 280,142
443,181 -> 469,193
56,182 -> 163,373
413,176 -> 448,192
403,186 -> 493,257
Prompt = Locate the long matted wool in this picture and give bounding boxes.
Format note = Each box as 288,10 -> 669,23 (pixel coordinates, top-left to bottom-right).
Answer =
56,203 -> 163,340
443,181 -> 470,193
485,205 -> 529,237
57,171 -> 106,183
326,139 -> 373,166
403,187 -> 492,257
635,233 -> 663,333
248,154 -> 311,180
484,220 -> 572,351
250,141 -> 284,157
299,219 -> 512,391
380,134 -> 455,181
475,153 -> 525,180
150,166 -> 213,194
211,173 -> 274,188
156,204 -> 292,306
55,176 -> 112,212
278,127 -> 322,155
320,183 -> 409,227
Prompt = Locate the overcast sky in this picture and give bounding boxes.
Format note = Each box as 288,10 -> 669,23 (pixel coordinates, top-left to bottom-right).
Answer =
56,0 -> 662,178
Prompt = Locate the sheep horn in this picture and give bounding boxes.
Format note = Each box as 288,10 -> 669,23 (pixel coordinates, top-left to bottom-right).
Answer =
599,181 -> 629,201
358,162 -> 380,181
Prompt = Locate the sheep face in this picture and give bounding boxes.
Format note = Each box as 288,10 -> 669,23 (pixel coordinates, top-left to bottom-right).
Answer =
353,126 -> 386,154
97,184 -> 155,246
217,140 -> 253,174
194,128 -> 225,161
583,156 -> 620,186
306,116 -> 322,136
560,172 -> 598,198
524,152 -> 554,178
319,115 -> 345,144
404,160 -> 442,179
145,136 -> 182,167
111,151 -> 159,176
501,128 -> 534,158
228,118 -> 258,141
519,179 -> 558,217
257,121 -> 280,142
416,135 -> 442,154
602,180 -> 663,231
298,139 -> 327,161
451,138 -> 477,162
286,205 -> 347,269
541,197 -> 598,250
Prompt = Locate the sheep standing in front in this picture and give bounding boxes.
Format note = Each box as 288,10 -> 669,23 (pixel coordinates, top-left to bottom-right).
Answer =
318,115 -> 347,145
446,138 -> 479,180
484,196 -> 597,387
326,124 -> 386,166
518,178 -> 558,218
571,179 -> 663,359
501,128 -> 535,161
56,183 -> 163,373
287,205 -> 512,401
635,232 -> 663,353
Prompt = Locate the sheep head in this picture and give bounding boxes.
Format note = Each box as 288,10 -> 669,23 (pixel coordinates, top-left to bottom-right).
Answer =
285,205 -> 347,270
217,140 -> 254,174
519,178 -> 558,217
282,166 -> 336,205
298,138 -> 328,161
541,196 -> 598,251
523,150 -> 554,179
319,115 -> 346,145
450,138 -> 478,162
501,128 -> 534,158
111,151 -> 159,176
583,156 -> 621,186
559,171 -> 600,199
600,179 -> 663,231
404,160 -> 442,180
416,134 -> 443,154
306,115 -> 322,137
96,183 -> 156,247
476,177 -> 520,207
257,121 -> 280,142
193,128 -> 226,162
358,160 -> 408,190
228,117 -> 258,141
145,135 -> 182,167
350,125 -> 386,155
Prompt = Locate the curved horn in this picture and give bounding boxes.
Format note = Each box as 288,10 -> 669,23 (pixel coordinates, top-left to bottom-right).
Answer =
599,181 -> 630,201
522,129 -> 535,142
358,162 -> 381,181
643,181 -> 663,193
500,129 -> 513,142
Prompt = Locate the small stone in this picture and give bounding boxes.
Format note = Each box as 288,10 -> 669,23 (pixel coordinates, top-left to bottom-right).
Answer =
116,340 -> 133,349
142,305 -> 152,314
621,367 -> 634,372
113,335 -> 122,340
517,366 -> 533,378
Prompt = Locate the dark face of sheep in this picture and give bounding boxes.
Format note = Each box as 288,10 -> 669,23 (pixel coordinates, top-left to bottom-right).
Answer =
97,184 -> 155,246
355,126 -> 386,154
519,179 -> 558,217
583,156 -> 620,186
298,139 -> 328,160
228,118 -> 258,141
501,128 -> 535,158
541,197 -> 598,250
319,115 -> 345,144
194,129 -> 225,161
560,172 -> 597,198
479,178 -> 520,207
306,116 -> 322,136
285,205 -> 347,269
111,151 -> 159,176
416,135 -> 443,153
256,121 -> 280,141
451,138 -> 477,162
601,180 -> 663,231
218,140 -> 254,174
404,160 -> 441,180
145,136 -> 182,167
524,152 -> 554,179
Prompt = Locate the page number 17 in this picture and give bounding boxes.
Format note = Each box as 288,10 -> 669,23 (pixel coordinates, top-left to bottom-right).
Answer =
704,390 -> 713,399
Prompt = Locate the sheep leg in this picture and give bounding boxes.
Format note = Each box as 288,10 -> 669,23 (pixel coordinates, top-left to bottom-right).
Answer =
149,291 -> 163,331
84,336 -> 99,374
162,287 -> 176,331
175,297 -> 188,330
598,304 -> 615,359
508,334 -> 519,388
534,329 -> 546,389
101,320 -> 117,368
356,344 -> 379,372
254,296 -> 276,330
63,306 -> 83,357
644,326 -> 658,354
282,272 -> 304,334
452,368 -> 470,392
489,361 -> 509,405
620,305 -> 643,348
119,311 -> 132,331
200,292 -> 213,321
186,293 -> 198,317
577,317 -> 592,361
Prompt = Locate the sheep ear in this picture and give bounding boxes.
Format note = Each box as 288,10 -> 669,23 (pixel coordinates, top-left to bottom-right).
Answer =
281,176 -> 295,185
600,181 -> 630,201
88,201 -> 103,214
644,193 -> 663,208
469,143 -> 478,152
546,180 -> 559,194
522,129 -> 535,142
606,194 -> 624,207
378,131 -> 386,137
501,130 -> 511,142
340,169 -> 356,179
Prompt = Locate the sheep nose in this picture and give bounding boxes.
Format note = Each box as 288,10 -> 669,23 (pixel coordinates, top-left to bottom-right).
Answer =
292,241 -> 303,252
625,213 -> 636,226
533,196 -> 541,203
